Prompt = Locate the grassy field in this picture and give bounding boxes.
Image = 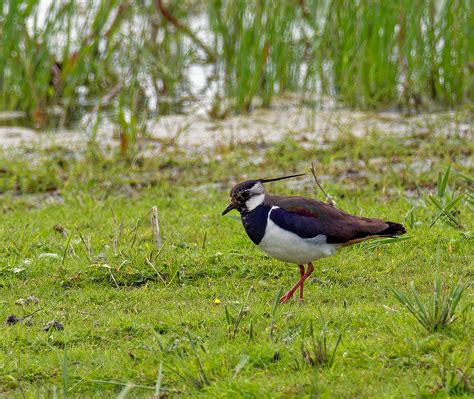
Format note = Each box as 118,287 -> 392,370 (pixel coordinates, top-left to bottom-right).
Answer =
1,1 -> 473,397
0,122 -> 472,397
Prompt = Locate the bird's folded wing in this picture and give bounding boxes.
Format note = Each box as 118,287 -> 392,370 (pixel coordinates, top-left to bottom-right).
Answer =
268,195 -> 388,244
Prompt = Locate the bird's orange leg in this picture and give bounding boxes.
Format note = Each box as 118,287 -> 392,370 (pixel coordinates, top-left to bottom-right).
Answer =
280,262 -> 314,303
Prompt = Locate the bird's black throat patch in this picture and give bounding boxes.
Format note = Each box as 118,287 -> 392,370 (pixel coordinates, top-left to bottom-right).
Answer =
240,204 -> 271,245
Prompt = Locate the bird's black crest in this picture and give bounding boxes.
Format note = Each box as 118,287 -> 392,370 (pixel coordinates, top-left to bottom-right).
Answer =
230,180 -> 260,196
230,173 -> 305,197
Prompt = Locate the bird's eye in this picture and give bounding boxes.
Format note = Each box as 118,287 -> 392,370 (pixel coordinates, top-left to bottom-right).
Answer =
240,191 -> 250,200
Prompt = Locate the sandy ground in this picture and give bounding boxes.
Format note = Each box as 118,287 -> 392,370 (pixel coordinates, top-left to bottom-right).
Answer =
0,105 -> 471,153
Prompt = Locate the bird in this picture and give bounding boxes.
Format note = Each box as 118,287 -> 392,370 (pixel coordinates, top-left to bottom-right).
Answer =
222,173 -> 406,304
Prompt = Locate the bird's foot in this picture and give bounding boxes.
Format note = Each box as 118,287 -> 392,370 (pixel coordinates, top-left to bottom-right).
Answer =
279,292 -> 295,304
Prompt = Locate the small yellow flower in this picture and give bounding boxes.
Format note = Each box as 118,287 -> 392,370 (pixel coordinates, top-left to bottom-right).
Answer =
213,298 -> 221,305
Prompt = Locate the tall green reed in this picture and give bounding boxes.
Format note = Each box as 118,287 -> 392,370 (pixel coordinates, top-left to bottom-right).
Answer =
1,0 -> 473,128
208,0 -> 305,112
0,0 -> 190,132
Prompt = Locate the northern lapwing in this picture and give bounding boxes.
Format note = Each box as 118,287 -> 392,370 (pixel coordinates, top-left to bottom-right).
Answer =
222,173 -> 406,303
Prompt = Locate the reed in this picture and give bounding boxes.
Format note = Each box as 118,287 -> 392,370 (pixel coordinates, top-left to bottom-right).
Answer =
0,0 -> 189,130
1,0 -> 473,127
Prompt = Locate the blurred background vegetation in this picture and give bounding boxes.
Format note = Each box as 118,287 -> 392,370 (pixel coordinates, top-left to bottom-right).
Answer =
1,0 -> 473,131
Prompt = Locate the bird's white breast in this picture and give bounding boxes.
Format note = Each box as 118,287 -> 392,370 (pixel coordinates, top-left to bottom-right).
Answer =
258,207 -> 339,264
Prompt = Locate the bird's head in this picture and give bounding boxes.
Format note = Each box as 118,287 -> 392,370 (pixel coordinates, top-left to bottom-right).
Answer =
222,173 -> 305,215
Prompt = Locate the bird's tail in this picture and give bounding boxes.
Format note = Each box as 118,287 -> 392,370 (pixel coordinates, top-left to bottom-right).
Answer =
378,221 -> 407,237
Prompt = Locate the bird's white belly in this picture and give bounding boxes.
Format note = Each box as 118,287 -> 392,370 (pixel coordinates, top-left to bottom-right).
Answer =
258,216 -> 339,264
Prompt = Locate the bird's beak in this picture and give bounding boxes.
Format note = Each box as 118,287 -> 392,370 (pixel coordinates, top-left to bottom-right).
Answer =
222,202 -> 237,215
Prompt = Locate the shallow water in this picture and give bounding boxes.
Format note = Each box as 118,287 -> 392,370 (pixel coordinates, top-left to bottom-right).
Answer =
1,1 -> 472,149
26,1 -> 216,122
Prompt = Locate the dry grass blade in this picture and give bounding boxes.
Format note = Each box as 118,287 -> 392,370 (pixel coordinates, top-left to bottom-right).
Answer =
154,361 -> 163,396
310,162 -> 335,207
233,355 -> 250,379
151,206 -> 162,251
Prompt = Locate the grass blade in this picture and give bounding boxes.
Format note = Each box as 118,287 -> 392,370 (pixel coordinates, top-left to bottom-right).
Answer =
155,361 -> 163,396
62,229 -> 74,266
116,382 -> 134,399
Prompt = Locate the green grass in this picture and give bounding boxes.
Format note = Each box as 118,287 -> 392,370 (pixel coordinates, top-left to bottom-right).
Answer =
0,124 -> 472,397
391,275 -> 470,334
